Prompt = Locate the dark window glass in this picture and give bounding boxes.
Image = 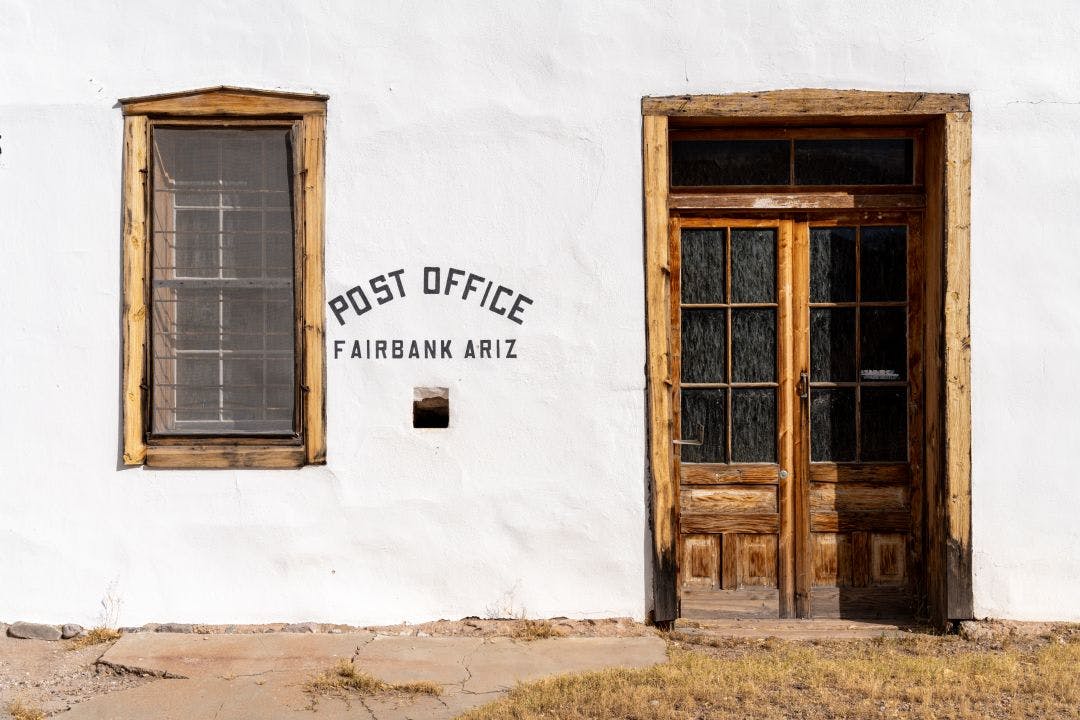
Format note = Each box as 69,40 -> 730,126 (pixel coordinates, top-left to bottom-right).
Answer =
860,226 -> 907,301
151,128 -> 296,436
794,139 -> 914,185
730,229 -> 776,303
861,388 -> 907,461
681,228 -> 726,303
810,308 -> 856,382
810,388 -> 856,462
810,227 -> 856,302
681,309 -> 726,383
731,309 -> 775,383
731,389 -> 776,463
680,389 -> 727,463
859,308 -> 907,381
671,140 -> 790,186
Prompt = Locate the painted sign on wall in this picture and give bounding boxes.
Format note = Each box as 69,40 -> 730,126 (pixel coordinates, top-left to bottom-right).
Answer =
328,266 -> 533,360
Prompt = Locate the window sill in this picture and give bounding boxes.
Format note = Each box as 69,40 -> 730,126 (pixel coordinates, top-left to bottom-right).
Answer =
144,445 -> 306,469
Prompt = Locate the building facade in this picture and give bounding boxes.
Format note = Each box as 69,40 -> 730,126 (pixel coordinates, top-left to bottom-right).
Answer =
1,0 -> 1078,626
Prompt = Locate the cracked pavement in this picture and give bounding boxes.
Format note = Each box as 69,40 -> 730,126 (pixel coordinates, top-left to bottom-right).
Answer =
55,632 -> 667,719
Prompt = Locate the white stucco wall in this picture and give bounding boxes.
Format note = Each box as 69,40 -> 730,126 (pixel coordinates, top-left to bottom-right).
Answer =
1,0 -> 1078,625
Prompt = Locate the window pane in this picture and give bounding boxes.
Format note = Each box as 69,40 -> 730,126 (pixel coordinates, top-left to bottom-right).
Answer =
810,227 -> 856,302
794,139 -> 914,185
681,309 -> 726,383
731,308 -> 775,383
681,228 -> 725,303
680,389 -> 727,463
731,388 -> 776,463
671,140 -> 790,186
860,226 -> 907,301
859,308 -> 907,381
730,229 -> 776,303
810,388 -> 856,462
810,308 -> 856,382
861,388 -> 907,461
150,128 -> 296,435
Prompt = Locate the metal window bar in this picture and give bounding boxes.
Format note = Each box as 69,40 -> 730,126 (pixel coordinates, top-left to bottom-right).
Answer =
150,128 -> 296,436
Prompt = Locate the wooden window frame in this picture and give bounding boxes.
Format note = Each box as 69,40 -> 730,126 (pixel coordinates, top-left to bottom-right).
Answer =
643,89 -> 971,627
120,87 -> 328,469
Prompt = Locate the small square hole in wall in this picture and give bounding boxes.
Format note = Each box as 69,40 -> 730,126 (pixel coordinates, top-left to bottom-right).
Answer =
413,387 -> 449,428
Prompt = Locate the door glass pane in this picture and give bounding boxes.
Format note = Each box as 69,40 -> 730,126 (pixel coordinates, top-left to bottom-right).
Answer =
681,309 -> 726,383
732,388 -> 776,462
680,389 -> 727,463
810,308 -> 856,382
731,308 -> 775,382
810,388 -> 856,462
671,140 -> 790,186
794,139 -> 914,185
810,227 -> 856,302
730,229 -> 776,303
681,228 -> 726,303
861,388 -> 907,461
859,308 -> 907,381
860,226 -> 907,301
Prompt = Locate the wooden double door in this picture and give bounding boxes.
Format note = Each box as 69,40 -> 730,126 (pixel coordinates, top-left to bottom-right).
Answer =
674,213 -> 922,619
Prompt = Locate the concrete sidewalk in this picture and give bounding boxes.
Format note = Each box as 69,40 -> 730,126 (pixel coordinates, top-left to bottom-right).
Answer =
62,632 -> 668,719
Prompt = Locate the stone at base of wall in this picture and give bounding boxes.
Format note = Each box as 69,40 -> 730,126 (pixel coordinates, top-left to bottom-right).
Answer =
7,621 -> 63,641
61,623 -> 84,639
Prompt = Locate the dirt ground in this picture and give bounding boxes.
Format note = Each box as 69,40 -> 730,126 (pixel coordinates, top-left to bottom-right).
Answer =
464,621 -> 1080,720
0,636 -> 149,716
0,618 -> 648,717
3,618 -> 1077,718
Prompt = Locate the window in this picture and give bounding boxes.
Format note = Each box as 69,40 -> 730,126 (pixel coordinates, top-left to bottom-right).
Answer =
670,129 -> 920,189
120,87 -> 327,468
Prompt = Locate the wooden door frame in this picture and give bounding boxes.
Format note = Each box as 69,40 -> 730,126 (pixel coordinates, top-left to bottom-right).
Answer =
643,90 -> 972,628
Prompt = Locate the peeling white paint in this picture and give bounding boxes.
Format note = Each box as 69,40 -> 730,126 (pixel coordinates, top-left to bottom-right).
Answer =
1,0 -> 1079,624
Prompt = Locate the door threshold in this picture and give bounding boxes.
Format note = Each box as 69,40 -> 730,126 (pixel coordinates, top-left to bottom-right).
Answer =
673,616 -> 923,640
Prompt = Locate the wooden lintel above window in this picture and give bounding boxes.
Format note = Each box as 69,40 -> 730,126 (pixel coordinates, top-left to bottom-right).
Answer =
119,86 -> 328,117
642,89 -> 969,119
669,192 -> 925,211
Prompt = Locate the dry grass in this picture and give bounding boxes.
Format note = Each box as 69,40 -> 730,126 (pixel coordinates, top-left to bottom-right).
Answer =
7,700 -> 45,720
306,659 -> 443,701
460,633 -> 1080,720
511,619 -> 562,642
67,627 -> 122,650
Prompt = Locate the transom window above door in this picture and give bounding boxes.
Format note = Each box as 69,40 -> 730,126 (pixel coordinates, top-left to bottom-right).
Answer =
669,128 -> 922,189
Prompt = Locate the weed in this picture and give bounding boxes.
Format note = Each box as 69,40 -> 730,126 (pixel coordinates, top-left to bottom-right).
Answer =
8,700 -> 45,720
68,627 -> 122,650
306,659 -> 442,701
512,619 -> 562,642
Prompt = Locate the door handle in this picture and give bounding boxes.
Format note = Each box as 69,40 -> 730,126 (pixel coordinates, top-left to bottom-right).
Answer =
673,423 -> 704,446
797,371 -> 809,399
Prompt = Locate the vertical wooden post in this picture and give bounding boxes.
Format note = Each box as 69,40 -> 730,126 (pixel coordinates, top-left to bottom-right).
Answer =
791,219 -> 812,617
777,219 -> 796,618
922,118 -> 947,626
944,111 -> 973,619
302,112 -> 328,465
121,115 -> 149,465
643,114 -> 678,625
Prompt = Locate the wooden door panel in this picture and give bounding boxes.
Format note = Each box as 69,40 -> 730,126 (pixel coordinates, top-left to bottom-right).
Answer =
681,532 -> 780,620
674,218 -> 792,619
683,486 -> 777,513
803,217 -> 921,619
680,534 -> 720,588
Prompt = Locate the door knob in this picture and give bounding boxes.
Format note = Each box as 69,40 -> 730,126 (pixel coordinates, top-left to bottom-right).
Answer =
797,371 -> 809,399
